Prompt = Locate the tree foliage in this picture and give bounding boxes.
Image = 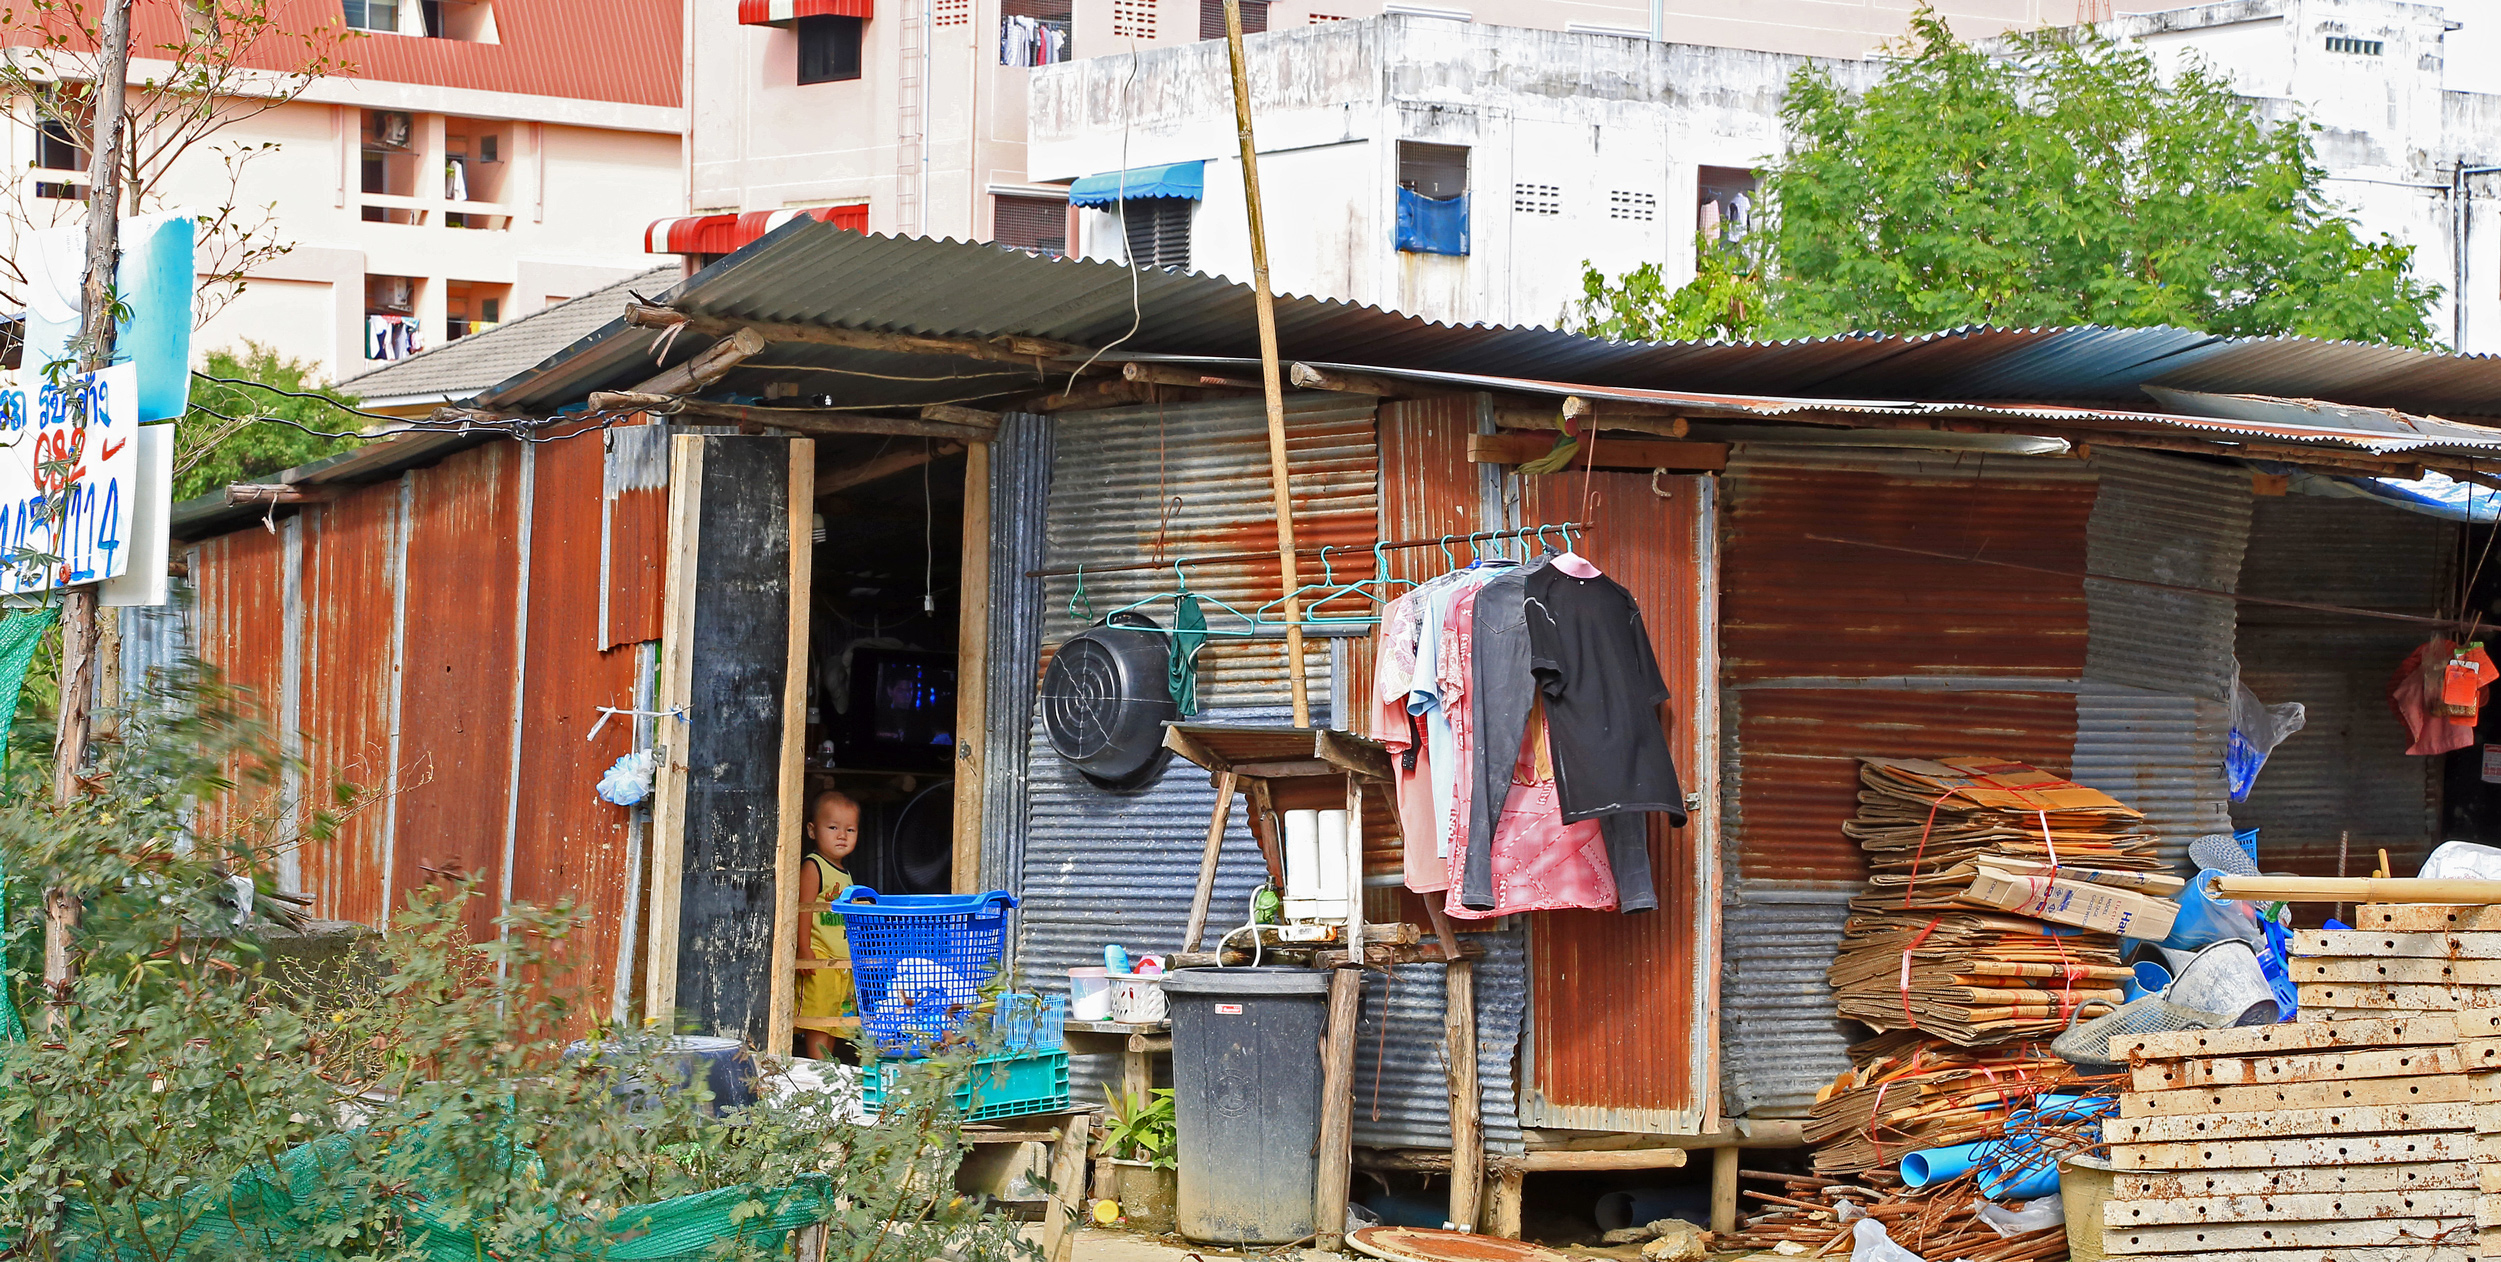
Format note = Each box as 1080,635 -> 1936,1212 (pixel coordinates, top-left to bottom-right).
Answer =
1570,9 -> 2441,345
176,343 -> 365,503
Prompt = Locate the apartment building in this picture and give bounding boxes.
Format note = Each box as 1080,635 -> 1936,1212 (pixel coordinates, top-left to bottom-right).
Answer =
669,0 -> 2137,266
4,0 -> 683,384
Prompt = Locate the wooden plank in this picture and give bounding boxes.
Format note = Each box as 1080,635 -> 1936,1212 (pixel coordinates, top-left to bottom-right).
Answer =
2111,1132 -> 2481,1170
2112,1162 -> 2479,1200
2131,1044 -> 2467,1092
2301,957 -> 2501,986
952,440 -> 991,895
1465,432 -> 1728,473
2297,982 -> 2501,1011
2123,1015 -> 2457,1062
1041,1113 -> 1089,1262
2455,1037 -> 2501,1072
2100,1216 -> 2472,1255
1180,770 -> 1238,953
1246,777 -> 1284,889
818,442 -> 965,499
643,434 -> 705,1028
2095,1247 -> 2475,1262
2122,1073 -> 2468,1118
1709,1146 -> 1738,1238
768,440 -> 813,1063
1485,1168 -> 1524,1241
1314,966 -> 1362,1251
2294,930 -> 2501,959
2105,1189 -> 2477,1226
2109,1101 -> 2469,1144
2362,904 -> 2501,932
1446,958 -> 1482,1231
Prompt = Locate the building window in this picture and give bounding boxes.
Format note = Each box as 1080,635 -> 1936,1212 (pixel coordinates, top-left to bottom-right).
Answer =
994,194 -> 1069,255
1395,141 -> 1469,256
799,15 -> 864,84
1698,165 -> 1756,241
1111,0 -> 1155,39
365,274 -> 423,361
342,0 -> 399,32
33,118 -> 85,198
1122,199 -> 1191,270
2325,35 -> 2383,55
1198,0 -> 1266,40
1002,0 -> 1071,66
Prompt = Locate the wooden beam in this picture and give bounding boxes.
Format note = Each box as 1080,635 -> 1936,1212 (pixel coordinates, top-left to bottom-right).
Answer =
1287,362 -> 1462,398
1223,758 -> 1337,779
1246,776 -> 1284,888
952,440 -> 992,895
923,403 -> 1003,430
1486,1168 -> 1525,1240
1447,959 -> 1483,1230
643,434 -> 706,1028
1181,770 -> 1238,952
817,441 -> 965,499
1123,361 -> 1265,391
671,399 -> 995,440
768,439 -> 815,1061
633,325 -> 767,397
224,483 -> 341,506
1315,966 -> 1362,1251
1710,1145 -> 1739,1236
1469,433 -> 1730,472
624,301 -> 1085,368
1014,380 -> 1175,413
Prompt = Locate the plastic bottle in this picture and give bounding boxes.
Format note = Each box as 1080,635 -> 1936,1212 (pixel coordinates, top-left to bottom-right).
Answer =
1104,943 -> 1131,976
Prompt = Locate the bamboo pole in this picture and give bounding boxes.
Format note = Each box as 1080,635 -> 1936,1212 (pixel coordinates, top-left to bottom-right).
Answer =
1220,0 -> 1307,726
2207,874 -> 2501,903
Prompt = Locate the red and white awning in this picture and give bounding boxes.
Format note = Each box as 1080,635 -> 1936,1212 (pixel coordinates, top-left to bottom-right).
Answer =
645,204 -> 868,254
737,0 -> 870,26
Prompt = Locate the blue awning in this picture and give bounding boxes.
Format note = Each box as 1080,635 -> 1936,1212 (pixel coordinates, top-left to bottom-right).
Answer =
1067,161 -> 1204,208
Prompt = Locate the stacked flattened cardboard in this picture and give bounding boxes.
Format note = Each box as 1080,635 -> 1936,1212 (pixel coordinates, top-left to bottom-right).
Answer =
1827,758 -> 2170,1044
1805,1029 -> 2095,1178
2101,1014 -> 2479,1261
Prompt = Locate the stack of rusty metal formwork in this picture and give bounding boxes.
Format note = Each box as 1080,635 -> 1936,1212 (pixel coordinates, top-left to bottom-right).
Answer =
2102,1015 -> 2478,1261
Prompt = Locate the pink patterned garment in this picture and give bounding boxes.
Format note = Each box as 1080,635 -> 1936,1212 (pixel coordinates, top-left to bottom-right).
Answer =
1374,588 -> 1448,893
1441,581 -> 1616,918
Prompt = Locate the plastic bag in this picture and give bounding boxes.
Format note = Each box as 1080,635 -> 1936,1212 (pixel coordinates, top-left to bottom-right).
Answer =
597,748 -> 659,805
2422,840 -> 2501,880
2226,667 -> 2306,802
1973,1197 -> 2064,1238
2256,915 -> 2300,1021
2162,867 -> 2264,951
1849,1219 -> 1926,1262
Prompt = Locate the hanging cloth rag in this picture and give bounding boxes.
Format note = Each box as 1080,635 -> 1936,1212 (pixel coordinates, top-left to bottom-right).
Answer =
1169,593 -> 1207,717
0,606 -> 61,1042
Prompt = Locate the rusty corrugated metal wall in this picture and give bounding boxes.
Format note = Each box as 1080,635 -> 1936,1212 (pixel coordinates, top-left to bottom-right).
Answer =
1716,447 -> 2097,1117
181,426 -> 667,1011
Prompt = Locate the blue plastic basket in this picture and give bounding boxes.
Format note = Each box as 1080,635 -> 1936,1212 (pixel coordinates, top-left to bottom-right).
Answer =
838,887 -> 1018,1055
862,1050 -> 1070,1122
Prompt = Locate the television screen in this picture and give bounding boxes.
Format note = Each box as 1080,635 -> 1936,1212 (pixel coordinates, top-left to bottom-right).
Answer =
837,648 -> 956,770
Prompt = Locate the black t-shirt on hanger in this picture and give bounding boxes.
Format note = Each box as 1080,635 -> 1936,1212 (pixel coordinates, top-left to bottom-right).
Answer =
1524,563 -> 1688,825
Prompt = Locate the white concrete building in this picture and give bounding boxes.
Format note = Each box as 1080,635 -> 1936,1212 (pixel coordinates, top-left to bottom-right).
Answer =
1020,0 -> 2501,345
4,0 -> 683,384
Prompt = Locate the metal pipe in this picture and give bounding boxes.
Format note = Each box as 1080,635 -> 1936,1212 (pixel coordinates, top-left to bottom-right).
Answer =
1026,521 -> 1595,578
1222,0 -> 1307,727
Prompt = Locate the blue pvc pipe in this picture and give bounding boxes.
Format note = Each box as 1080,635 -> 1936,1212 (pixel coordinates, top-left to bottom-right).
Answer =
1981,1153 -> 2062,1201
1901,1141 -> 1991,1189
2124,959 -> 2172,1002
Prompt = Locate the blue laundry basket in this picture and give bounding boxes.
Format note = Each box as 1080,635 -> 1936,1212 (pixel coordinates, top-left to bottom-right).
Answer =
837,887 -> 1018,1055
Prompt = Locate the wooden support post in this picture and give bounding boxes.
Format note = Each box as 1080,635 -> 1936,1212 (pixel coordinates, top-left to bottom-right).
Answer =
1446,959 -> 1482,1231
643,435 -> 705,1028
1710,1144 -> 1739,1236
1315,965 -> 1362,1250
1044,1114 -> 1090,1262
953,440 -> 992,894
1121,1037 -> 1153,1106
1181,770 -> 1238,952
1486,1168 -> 1525,1241
767,441 -> 815,1060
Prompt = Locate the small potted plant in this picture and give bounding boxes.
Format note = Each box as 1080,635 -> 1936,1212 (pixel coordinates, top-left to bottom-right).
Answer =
1097,1086 -> 1178,1233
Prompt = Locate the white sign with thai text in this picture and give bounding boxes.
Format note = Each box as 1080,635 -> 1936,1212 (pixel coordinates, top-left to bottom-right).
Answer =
0,363 -> 140,595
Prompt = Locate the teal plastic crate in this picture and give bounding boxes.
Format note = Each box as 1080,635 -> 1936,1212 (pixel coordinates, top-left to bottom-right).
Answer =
864,1050 -> 1069,1121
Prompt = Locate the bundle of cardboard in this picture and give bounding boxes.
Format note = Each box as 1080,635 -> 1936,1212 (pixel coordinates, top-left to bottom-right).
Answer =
1804,1030 -> 2099,1179
1827,758 -> 2174,1045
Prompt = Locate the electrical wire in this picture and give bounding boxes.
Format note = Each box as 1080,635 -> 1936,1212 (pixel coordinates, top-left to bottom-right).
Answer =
1060,46 -> 1146,392
182,398 -> 657,445
740,361 -> 1032,383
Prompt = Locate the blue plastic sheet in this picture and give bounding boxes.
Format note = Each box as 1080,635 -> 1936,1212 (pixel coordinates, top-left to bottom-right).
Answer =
1394,188 -> 1469,256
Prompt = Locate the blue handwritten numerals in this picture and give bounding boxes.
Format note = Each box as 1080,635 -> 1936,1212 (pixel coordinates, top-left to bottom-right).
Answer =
0,365 -> 135,594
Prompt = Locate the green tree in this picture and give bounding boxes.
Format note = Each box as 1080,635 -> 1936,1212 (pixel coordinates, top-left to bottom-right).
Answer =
177,342 -> 365,502
1571,8 -> 2439,345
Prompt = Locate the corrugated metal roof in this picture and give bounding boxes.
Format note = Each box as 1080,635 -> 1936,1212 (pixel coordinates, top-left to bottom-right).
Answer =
343,267 -> 681,407
472,223 -> 2501,418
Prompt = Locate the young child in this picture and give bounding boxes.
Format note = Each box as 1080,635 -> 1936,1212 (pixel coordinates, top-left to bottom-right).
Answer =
797,788 -> 861,1060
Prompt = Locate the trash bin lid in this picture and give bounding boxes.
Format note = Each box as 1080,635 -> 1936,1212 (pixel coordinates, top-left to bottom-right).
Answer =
1350,1228 -> 1574,1262
1159,965 -> 1333,997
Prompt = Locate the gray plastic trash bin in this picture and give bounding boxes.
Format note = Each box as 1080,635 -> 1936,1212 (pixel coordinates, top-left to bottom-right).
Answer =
1162,966 -> 1334,1245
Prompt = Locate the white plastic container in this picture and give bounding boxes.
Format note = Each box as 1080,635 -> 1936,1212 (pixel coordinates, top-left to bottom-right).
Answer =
1284,810 -> 1321,901
1069,966 -> 1114,1022
1111,971 -> 1168,1023
1315,809 -> 1351,902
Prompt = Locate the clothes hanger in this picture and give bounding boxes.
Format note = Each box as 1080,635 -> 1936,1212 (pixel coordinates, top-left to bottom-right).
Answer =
1553,523 -> 1601,578
1103,558 -> 1260,638
1254,546 -> 1398,629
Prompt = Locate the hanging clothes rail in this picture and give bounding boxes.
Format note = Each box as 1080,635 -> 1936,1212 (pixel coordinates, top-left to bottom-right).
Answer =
1024,522 -> 1598,579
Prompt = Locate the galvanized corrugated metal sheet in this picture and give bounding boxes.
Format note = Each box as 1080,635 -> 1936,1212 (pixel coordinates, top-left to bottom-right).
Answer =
509,431 -> 643,1004
981,412 -> 1055,892
297,489 -> 405,925
1717,890 -> 1855,1118
189,528 -> 288,848
602,422 -> 671,650
474,224 -> 2501,421
117,580 -> 193,718
2070,450 -> 2249,865
1517,472 -> 1716,1133
1351,930 -> 1528,1155
2234,495 -> 2455,876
